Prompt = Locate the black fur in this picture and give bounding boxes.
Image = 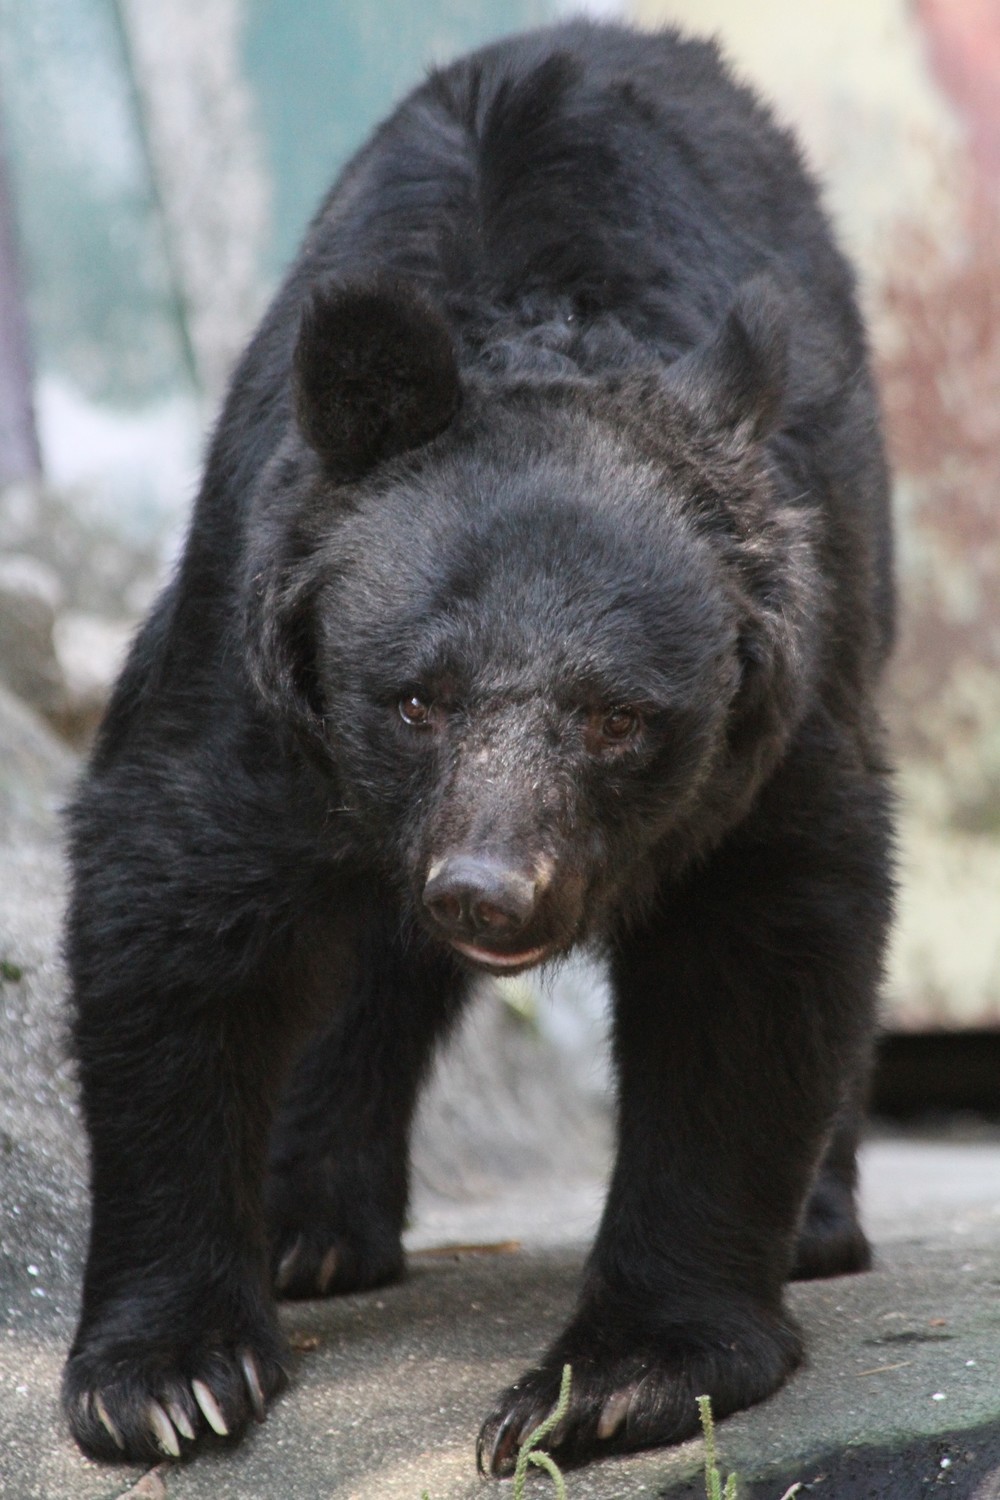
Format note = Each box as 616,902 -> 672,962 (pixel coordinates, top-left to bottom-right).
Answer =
63,20 -> 894,1473
293,276 -> 461,478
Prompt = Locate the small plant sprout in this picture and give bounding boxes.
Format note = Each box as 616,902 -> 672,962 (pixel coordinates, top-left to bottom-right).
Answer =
697,1394 -> 739,1500
512,1364 -> 573,1499
422,1384 -> 802,1498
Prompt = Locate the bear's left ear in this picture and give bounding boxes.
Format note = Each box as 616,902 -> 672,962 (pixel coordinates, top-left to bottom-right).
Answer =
293,275 -> 462,479
667,276 -> 789,442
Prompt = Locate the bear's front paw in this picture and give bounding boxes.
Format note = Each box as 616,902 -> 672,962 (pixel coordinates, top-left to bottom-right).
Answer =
63,1328 -> 287,1462
477,1311 -> 802,1475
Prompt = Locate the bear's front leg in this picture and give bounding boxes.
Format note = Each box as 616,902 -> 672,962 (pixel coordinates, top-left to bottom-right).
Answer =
479,755 -> 891,1473
63,967 -> 296,1463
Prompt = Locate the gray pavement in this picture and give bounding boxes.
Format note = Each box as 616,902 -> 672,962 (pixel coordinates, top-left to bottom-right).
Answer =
2,686 -> 999,1500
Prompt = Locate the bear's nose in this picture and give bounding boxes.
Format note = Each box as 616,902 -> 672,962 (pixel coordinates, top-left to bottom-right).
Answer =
423,856 -> 538,942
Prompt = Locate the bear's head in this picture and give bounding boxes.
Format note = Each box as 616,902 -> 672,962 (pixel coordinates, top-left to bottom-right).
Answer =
244,276 -> 818,969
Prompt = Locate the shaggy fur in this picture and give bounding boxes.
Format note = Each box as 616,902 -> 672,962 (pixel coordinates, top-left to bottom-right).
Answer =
63,20 -> 893,1474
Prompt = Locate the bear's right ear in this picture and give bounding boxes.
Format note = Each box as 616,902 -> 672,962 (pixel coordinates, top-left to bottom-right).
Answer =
293,276 -> 462,479
667,276 -> 789,443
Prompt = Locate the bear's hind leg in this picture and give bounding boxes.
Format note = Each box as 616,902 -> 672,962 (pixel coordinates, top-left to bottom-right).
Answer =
791,1100 -> 872,1280
266,919 -> 468,1299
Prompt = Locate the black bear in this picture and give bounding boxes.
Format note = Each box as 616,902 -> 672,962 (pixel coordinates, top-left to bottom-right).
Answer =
63,20 -> 894,1474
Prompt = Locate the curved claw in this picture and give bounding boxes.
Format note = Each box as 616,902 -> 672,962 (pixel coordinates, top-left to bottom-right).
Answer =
275,1238 -> 303,1293
167,1398 -> 196,1442
518,1404 -> 554,1446
597,1385 -> 634,1441
147,1399 -> 181,1459
240,1349 -> 267,1423
191,1378 -> 229,1436
93,1393 -> 125,1451
317,1246 -> 339,1294
623,1368 -> 663,1442
477,1406 -> 524,1478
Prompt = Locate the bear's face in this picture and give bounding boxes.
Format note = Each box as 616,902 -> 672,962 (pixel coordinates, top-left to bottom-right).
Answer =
245,276 -> 811,966
311,431 -> 744,969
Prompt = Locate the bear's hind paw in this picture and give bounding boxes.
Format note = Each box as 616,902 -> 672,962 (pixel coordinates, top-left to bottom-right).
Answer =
270,1225 -> 404,1300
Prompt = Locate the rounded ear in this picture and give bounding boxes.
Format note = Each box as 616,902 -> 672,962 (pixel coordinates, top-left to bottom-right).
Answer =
293,275 -> 462,478
668,276 -> 789,441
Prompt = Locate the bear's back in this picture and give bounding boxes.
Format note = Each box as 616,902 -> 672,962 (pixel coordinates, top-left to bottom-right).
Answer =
299,22 -> 859,354
96,21 -> 890,767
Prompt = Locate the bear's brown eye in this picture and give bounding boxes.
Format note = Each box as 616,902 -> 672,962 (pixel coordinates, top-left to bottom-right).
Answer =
399,693 -> 432,726
601,705 -> 639,741
583,704 -> 641,755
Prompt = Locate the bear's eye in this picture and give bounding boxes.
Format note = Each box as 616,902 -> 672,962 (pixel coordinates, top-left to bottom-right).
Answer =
601,706 -> 639,741
399,693 -> 433,726
584,704 -> 642,754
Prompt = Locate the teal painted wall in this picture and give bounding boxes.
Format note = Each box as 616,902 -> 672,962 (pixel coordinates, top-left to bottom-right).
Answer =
243,0 -> 553,280
0,0 -> 556,403
0,0 -> 182,402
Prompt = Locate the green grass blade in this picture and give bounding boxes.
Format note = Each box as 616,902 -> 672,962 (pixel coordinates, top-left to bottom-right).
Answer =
696,1393 -> 739,1500
529,1449 -> 568,1500
512,1364 -> 573,1499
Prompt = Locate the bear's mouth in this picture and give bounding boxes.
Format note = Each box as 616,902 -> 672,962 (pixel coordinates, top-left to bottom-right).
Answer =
448,939 -> 553,973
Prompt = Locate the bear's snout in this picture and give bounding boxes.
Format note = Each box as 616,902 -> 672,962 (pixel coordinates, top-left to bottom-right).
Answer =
424,855 -> 537,939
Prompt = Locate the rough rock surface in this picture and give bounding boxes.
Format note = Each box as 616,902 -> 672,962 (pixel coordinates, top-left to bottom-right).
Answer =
0,555 -> 65,720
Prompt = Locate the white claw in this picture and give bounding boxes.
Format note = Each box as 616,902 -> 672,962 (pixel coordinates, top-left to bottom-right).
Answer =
597,1386 -> 634,1440
147,1399 -> 181,1458
93,1393 -> 125,1450
167,1399 -> 195,1441
240,1350 -> 267,1422
192,1377 -> 229,1436
317,1246 -> 339,1294
276,1238 -> 302,1291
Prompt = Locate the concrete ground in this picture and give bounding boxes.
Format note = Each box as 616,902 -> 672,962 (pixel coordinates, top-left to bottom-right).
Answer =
2,685 -> 999,1500
2,1141 -> 999,1500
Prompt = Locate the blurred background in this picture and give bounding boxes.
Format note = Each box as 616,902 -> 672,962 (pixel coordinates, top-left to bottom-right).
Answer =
1,0 -> 997,1069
